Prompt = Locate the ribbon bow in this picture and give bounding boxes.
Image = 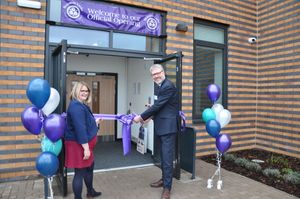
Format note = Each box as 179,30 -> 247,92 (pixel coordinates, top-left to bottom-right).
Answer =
93,113 -> 136,155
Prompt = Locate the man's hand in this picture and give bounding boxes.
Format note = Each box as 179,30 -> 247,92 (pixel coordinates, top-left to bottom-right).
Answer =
133,115 -> 143,123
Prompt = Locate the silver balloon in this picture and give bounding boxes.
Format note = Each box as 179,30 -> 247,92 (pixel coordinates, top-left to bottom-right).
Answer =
212,103 -> 224,122
41,88 -> 60,116
218,109 -> 231,128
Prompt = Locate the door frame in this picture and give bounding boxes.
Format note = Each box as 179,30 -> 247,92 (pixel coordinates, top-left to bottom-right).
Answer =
154,51 -> 183,180
46,40 -> 68,196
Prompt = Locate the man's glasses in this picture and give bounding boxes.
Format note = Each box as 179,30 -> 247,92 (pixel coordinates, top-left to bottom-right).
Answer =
151,70 -> 163,77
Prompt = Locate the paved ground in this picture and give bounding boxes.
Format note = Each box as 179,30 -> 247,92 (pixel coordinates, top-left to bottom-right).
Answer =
0,159 -> 298,199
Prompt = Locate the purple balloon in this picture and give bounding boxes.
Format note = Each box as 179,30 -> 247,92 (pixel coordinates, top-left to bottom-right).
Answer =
216,134 -> 232,154
43,114 -> 66,142
21,106 -> 42,135
206,84 -> 221,103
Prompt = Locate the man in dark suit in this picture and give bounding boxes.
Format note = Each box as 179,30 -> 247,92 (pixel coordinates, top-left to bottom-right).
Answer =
133,64 -> 179,199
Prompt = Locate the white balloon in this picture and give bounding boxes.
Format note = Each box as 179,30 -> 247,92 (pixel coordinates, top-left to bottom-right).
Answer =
42,88 -> 60,116
218,109 -> 231,128
212,103 -> 224,122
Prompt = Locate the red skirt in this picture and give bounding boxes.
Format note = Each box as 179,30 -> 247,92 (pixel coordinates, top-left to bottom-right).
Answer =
65,136 -> 97,168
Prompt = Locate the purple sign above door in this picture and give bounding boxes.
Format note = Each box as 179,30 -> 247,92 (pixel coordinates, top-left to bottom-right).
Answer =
61,0 -> 162,36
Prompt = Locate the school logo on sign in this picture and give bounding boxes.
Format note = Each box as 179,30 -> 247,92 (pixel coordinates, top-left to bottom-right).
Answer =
64,1 -> 83,20
146,17 -> 158,31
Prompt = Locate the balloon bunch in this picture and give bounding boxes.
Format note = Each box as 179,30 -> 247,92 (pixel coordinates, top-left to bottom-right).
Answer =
202,84 -> 232,190
21,78 -> 65,198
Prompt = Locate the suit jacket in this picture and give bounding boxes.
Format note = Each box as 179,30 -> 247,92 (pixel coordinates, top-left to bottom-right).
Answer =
141,78 -> 179,136
65,99 -> 98,144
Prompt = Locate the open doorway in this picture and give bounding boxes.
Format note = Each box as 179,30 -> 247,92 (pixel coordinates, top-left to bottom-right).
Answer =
66,54 -> 155,171
48,41 -> 183,196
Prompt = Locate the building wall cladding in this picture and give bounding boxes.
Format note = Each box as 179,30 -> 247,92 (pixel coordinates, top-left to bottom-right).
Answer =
0,0 -> 298,182
0,0 -> 46,181
256,0 -> 300,157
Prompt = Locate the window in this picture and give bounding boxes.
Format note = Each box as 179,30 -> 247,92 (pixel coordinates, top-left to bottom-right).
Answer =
49,26 -> 109,47
113,33 -> 160,52
193,21 -> 228,123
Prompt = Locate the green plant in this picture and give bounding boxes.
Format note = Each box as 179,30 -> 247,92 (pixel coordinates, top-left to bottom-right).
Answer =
234,158 -> 249,167
281,168 -> 293,174
283,171 -> 300,185
266,154 -> 289,168
224,153 -> 236,162
263,168 -> 281,178
245,162 -> 262,172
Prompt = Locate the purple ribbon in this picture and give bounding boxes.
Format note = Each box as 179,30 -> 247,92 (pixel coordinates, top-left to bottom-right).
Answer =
93,113 -> 136,155
179,111 -> 186,132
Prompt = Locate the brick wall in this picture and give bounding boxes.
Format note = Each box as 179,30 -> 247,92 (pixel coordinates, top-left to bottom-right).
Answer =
0,0 -> 46,181
256,0 -> 300,157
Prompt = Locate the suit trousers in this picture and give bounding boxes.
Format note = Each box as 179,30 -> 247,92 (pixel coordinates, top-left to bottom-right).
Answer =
159,133 -> 176,190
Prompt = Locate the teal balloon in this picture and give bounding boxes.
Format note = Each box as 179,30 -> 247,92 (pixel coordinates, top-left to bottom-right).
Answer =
41,136 -> 62,156
202,108 -> 216,122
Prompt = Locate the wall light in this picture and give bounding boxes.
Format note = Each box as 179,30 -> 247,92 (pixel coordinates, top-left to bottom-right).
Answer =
17,0 -> 41,10
175,23 -> 188,32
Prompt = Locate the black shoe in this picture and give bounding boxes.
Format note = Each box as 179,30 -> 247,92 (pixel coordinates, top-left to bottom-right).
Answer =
86,189 -> 102,198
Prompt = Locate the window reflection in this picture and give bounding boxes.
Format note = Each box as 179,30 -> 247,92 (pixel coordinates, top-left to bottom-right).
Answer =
49,26 -> 109,47
113,33 -> 146,51
194,46 -> 223,122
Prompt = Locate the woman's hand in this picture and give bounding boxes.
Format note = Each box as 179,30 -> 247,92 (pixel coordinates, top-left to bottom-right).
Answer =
95,118 -> 102,129
82,143 -> 91,160
95,118 -> 102,124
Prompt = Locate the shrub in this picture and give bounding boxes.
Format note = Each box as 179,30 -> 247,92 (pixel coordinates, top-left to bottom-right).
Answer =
266,154 -> 289,168
283,171 -> 300,185
234,158 -> 249,167
263,168 -> 281,178
245,162 -> 262,172
224,154 -> 236,162
282,168 -> 293,174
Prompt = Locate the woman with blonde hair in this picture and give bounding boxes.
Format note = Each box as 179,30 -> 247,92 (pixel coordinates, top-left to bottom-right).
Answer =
64,81 -> 101,199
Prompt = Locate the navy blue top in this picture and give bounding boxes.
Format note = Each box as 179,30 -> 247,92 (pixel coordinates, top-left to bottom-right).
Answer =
65,99 -> 98,144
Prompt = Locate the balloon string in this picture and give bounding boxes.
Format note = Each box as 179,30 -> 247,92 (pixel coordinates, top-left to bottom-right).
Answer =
217,152 -> 222,181
48,177 -> 54,199
210,150 -> 222,181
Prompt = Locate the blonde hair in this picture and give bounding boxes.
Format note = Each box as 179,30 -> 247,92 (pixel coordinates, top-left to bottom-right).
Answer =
70,81 -> 92,104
